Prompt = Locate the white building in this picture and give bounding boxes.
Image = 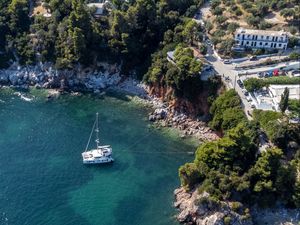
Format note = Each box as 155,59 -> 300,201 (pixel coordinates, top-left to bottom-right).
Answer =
269,84 -> 300,101
252,85 -> 300,111
234,28 -> 289,50
87,3 -> 105,16
87,1 -> 114,17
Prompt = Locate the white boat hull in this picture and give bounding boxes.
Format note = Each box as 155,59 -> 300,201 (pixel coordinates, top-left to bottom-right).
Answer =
82,147 -> 114,164
83,157 -> 114,164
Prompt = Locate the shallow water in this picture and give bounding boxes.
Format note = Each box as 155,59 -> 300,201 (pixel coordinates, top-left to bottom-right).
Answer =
0,89 -> 195,225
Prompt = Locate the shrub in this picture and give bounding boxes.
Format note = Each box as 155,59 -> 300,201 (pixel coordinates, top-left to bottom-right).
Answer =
289,52 -> 300,60
227,22 -> 239,34
224,216 -> 232,225
179,163 -> 203,189
231,201 -> 243,212
265,77 -> 300,85
234,8 -> 243,16
215,15 -> 227,24
212,6 -> 224,16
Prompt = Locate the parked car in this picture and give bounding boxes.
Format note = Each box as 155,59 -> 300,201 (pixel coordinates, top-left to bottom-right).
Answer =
237,79 -> 244,88
258,72 -> 264,78
244,91 -> 249,96
224,59 -> 231,64
203,65 -> 213,71
292,70 -> 300,77
251,104 -> 256,109
249,56 -> 258,61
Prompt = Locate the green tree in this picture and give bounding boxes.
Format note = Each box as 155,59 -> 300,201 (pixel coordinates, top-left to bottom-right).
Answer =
280,8 -> 295,21
209,90 -> 242,131
179,163 -> 204,189
182,20 -> 201,46
279,87 -> 289,113
244,78 -> 266,92
248,147 -> 283,206
8,0 -> 30,34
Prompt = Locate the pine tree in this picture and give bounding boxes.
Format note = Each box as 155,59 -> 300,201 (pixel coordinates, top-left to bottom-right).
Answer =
279,87 -> 289,113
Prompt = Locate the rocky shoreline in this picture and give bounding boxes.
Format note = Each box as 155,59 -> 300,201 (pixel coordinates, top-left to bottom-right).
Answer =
174,187 -> 300,225
174,187 -> 253,225
0,62 -> 219,142
147,98 -> 219,142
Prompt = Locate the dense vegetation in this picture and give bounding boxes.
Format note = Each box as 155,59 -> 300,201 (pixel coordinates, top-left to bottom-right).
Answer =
208,90 -> 246,131
0,0 -> 204,74
288,99 -> 300,118
253,110 -> 300,149
179,90 -> 300,209
1,0 -> 299,217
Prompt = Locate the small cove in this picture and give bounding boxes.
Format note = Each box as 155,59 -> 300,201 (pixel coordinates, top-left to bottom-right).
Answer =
0,89 -> 196,225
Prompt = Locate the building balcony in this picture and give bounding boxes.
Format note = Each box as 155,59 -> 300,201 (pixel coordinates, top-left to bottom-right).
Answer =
235,37 -> 288,43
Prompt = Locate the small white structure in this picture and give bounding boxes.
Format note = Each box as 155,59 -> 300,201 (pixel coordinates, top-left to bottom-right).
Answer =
87,3 -> 105,16
252,85 -> 300,111
87,1 -> 114,17
269,84 -> 300,102
234,28 -> 289,50
166,51 -> 175,64
251,89 -> 275,111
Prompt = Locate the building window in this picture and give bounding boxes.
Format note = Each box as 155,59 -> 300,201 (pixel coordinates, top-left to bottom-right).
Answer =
279,43 -> 282,47
260,42 -> 262,45
237,34 -> 240,37
266,36 -> 269,40
261,35 -> 264,39
265,43 -> 268,45
246,41 -> 249,44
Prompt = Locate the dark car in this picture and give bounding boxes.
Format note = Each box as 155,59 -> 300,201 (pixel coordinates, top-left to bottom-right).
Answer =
249,56 -> 258,61
237,79 -> 244,88
244,91 -> 249,96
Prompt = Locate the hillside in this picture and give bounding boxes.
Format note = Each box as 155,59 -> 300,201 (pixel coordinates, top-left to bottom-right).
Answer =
204,0 -> 300,57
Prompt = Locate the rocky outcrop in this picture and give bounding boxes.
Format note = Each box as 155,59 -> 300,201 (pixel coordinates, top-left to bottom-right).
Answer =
148,97 -> 219,142
174,187 -> 253,225
0,62 -> 145,95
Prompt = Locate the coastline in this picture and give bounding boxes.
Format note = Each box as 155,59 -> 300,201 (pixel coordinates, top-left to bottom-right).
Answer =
0,63 -> 219,143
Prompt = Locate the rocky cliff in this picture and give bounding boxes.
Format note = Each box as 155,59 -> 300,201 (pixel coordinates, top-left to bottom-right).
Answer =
174,187 -> 253,225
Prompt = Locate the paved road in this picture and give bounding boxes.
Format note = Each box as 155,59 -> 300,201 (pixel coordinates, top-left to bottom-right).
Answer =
194,1 -> 253,119
204,44 -> 253,119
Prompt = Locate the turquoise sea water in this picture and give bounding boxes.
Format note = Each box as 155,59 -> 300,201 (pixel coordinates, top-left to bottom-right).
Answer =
0,89 -> 195,225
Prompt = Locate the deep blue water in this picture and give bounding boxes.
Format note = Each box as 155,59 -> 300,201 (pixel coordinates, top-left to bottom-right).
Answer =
0,89 -> 195,225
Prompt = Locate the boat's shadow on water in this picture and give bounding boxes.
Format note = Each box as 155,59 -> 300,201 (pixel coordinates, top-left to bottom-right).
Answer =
83,161 -> 114,168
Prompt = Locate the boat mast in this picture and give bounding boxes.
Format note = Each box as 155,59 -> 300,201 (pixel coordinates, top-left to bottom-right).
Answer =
85,119 -> 96,152
95,112 -> 99,148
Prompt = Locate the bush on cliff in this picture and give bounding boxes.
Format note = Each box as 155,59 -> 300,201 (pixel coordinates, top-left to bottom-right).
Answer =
209,89 -> 246,131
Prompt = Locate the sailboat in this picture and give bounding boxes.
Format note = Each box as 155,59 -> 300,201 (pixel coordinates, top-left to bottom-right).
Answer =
82,113 -> 114,164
